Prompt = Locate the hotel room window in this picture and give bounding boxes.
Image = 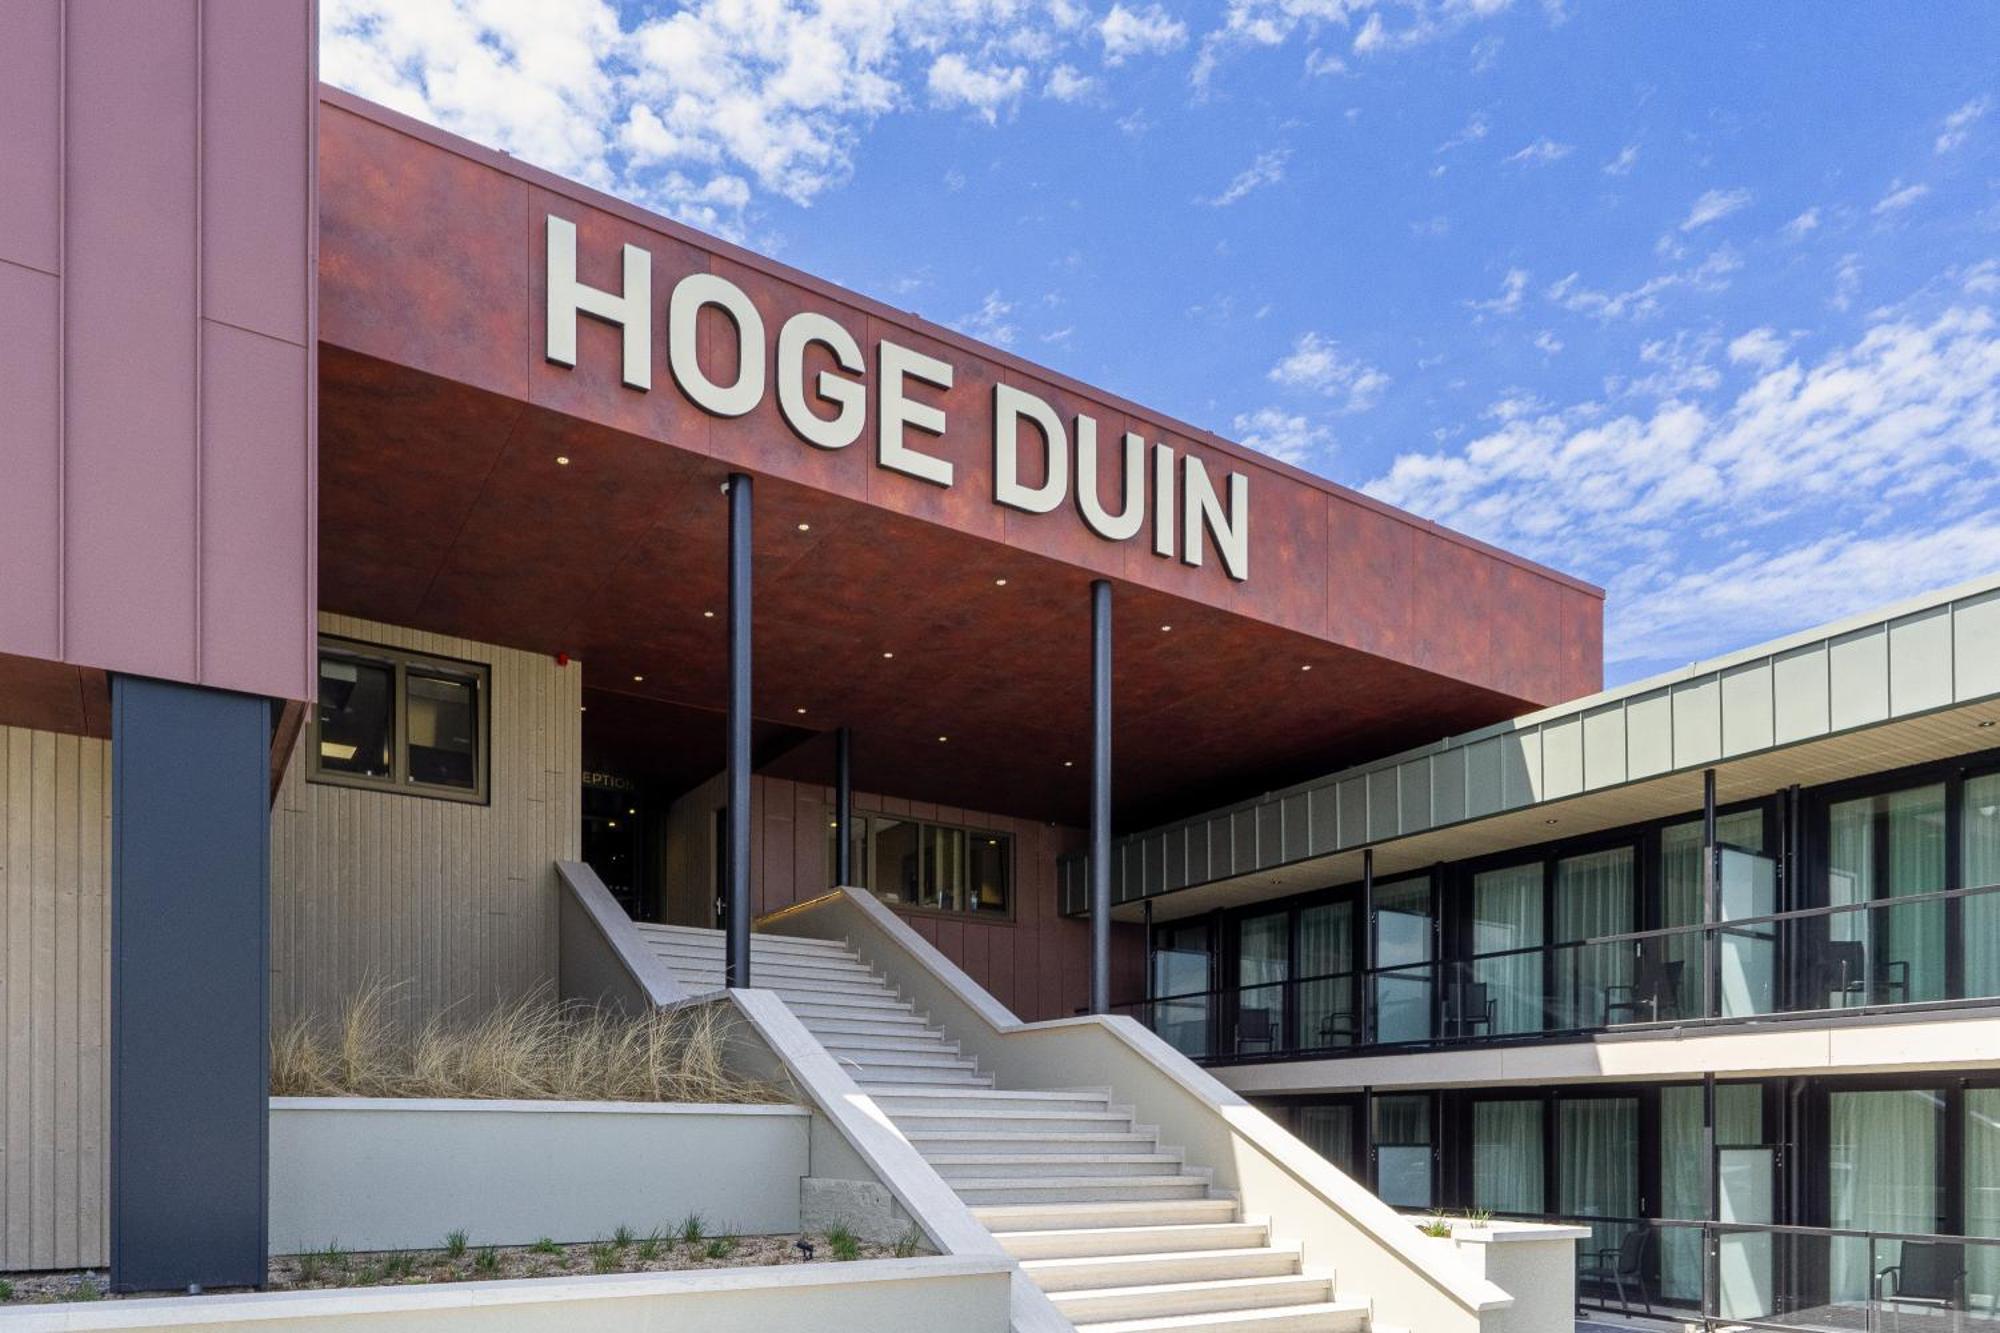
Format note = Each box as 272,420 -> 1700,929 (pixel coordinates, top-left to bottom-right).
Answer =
830,814 -> 1012,916
311,640 -> 488,803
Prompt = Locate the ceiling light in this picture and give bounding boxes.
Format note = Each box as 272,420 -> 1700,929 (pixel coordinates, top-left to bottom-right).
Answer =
882,651 -> 895,659
1300,664 -> 1313,672
703,610 -> 715,619
995,578 -> 1008,586
627,808 -> 636,816
796,706 -> 807,714
1980,720 -> 1997,729
555,455 -> 571,466
937,735 -> 948,743
1160,624 -> 1172,632
1544,818 -> 1560,825
1063,760 -> 1073,768
797,522 -> 811,532
632,674 -> 644,683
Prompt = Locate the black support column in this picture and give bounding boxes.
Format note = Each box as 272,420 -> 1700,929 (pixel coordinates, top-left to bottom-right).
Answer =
111,677 -> 271,1292
1090,579 -> 1113,1016
726,473 -> 754,989
1700,766 -> 1718,1018
834,726 -> 853,888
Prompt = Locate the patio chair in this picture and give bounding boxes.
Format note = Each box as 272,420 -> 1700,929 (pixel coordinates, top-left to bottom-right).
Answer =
1442,980 -> 1495,1037
1874,1240 -> 1966,1312
1605,956 -> 1685,1023
1577,1228 -> 1653,1318
1235,1006 -> 1276,1055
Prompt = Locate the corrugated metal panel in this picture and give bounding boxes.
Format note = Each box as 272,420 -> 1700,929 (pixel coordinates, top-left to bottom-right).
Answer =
0,726 -> 111,1270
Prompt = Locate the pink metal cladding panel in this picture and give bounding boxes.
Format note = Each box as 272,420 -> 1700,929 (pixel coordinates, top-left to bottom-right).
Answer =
317,92 -> 1604,708
0,1 -> 316,715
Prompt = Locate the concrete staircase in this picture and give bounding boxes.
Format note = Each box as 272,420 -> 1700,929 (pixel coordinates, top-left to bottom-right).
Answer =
642,924 -> 1371,1332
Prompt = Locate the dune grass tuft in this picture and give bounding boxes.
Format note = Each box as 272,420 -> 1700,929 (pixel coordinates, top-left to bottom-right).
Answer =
271,985 -> 785,1105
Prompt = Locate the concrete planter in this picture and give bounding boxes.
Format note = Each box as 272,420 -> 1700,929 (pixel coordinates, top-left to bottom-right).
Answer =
1402,1217 -> 1593,1333
269,1097 -> 811,1254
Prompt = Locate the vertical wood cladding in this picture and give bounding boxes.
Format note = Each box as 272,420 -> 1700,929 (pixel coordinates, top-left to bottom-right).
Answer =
0,725 -> 110,1270
667,774 -> 1144,1021
269,616 -> 581,1033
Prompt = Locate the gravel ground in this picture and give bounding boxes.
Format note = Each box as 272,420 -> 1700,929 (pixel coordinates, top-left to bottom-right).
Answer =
2,1230 -> 921,1304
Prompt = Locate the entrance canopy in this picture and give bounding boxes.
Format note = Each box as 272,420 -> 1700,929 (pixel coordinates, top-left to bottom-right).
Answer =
314,88 -> 1602,827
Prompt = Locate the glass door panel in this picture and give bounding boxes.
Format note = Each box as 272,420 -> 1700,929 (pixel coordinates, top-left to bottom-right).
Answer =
1826,785 -> 1947,1007
1969,1088 -> 2000,1312
1562,1095 -> 1641,1298
1236,910 -> 1289,1056
1298,1102 -> 1360,1177
1472,1100 -> 1544,1215
1151,921 -> 1213,1058
1718,846 -> 1779,1017
1828,1088 -> 1944,1306
1470,864 -> 1542,1036
1373,1094 -> 1433,1209
1298,899 -> 1358,1049
1661,810 -> 1765,1020
1964,775 -> 2000,1001
1373,878 -> 1434,1044
1554,848 -> 1635,1029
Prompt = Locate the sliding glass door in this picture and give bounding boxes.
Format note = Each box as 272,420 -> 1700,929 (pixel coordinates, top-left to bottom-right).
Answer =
1966,774 -> 2000,1001
1374,1094 -> 1434,1209
1469,864 -> 1542,1036
1825,784 -> 1948,1006
1555,847 -> 1636,1029
1969,1087 -> 2000,1311
1373,877 -> 1434,1044
1473,1099 -> 1544,1216
1236,910 -> 1290,1055
1827,1088 -> 1945,1305
1151,919 -> 1213,1058
1562,1096 -> 1641,1275
1297,898 -> 1359,1049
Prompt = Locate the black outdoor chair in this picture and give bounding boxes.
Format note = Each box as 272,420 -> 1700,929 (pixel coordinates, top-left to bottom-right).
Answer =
1874,1240 -> 1967,1311
1316,1009 -> 1359,1046
1605,956 -> 1685,1023
1442,980 -> 1495,1037
1577,1228 -> 1653,1318
1236,1006 -> 1276,1055
1814,938 -> 1912,1008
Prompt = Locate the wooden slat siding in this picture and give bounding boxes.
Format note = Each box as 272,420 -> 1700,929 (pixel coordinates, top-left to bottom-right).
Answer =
662,774 -> 1134,1021
0,725 -> 112,1270
269,615 -> 582,1034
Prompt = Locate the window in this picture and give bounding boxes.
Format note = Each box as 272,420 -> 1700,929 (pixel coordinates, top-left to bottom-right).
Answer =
1372,1093 -> 1434,1209
311,640 -> 488,802
832,813 -> 1011,916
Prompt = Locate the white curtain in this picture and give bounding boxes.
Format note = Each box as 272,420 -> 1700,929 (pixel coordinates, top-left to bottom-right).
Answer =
1298,1103 -> 1358,1176
1969,1088 -> 2000,1313
1659,1086 -> 1706,1302
1555,848 -> 1635,1028
1829,1089 -> 1942,1304
1474,1100 -> 1544,1215
1660,810 -> 1765,1019
1965,775 -> 2000,1000
1827,785 -> 1947,1005
1473,864 -> 1543,1033
1298,901 -> 1356,1047
1562,1096 -> 1640,1260
1238,911 -> 1290,1048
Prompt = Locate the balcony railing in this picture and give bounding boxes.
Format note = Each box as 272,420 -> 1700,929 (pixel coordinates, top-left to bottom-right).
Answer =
1124,879 -> 2000,1061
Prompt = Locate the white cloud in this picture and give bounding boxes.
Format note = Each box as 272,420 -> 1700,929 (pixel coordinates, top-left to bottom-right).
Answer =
928,53 -> 1029,122
1534,329 -> 1564,355
1435,112 -> 1489,154
1503,136 -> 1572,166
1232,407 -> 1334,465
954,290 -> 1018,346
1546,247 -> 1740,322
1680,187 -> 1752,231
1873,180 -> 1931,216
1966,259 -> 2000,296
1411,215 -> 1451,238
1193,0 -> 1511,88
1043,63 -> 1095,101
1364,302 -> 2000,668
1099,3 -> 1187,65
1202,148 -> 1291,206
1268,331 -> 1390,412
321,0 -> 1118,233
1468,267 -> 1530,316
1936,95 -> 1991,154
1830,253 -> 1863,311
1603,144 -> 1640,176
1726,327 -> 1791,370
1782,207 -> 1821,241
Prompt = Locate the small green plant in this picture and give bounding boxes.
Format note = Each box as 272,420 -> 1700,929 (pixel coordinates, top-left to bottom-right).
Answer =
383,1252 -> 417,1280
824,1224 -> 861,1262
678,1212 -> 707,1247
892,1226 -> 924,1259
474,1246 -> 501,1275
298,1251 -> 325,1283
351,1263 -> 382,1287
702,1236 -> 738,1260
1418,1211 -> 1454,1238
1461,1207 -> 1493,1229
528,1236 -> 561,1256
443,1229 -> 469,1260
0,1278 -> 14,1300
635,1229 -> 664,1262
69,1278 -> 103,1302
589,1240 -> 620,1274
612,1223 -> 635,1250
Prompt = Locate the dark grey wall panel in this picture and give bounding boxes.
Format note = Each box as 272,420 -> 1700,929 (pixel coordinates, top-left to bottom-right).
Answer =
111,676 -> 269,1292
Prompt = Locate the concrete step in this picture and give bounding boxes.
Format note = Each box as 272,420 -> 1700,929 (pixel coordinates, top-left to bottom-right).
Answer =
905,1131 -> 1159,1156
1022,1246 -> 1301,1294
796,1014 -> 940,1038
889,1109 -> 1137,1136
947,1175 -> 1212,1204
667,969 -> 894,998
1073,1299 -> 1370,1333
828,1047 -> 979,1071
930,1154 -> 1187,1180
638,925 -> 855,959
997,1222 -> 1269,1261
817,1031 -> 961,1055
782,997 -> 920,1020
851,1067 -> 996,1087
1051,1274 -> 1336,1324
867,1087 -> 1113,1113
975,1199 -> 1240,1233
652,953 -> 879,983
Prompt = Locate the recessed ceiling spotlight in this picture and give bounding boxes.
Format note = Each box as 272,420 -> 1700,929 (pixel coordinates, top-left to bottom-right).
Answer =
995,577 -> 1008,586
632,674 -> 644,683
1300,664 -> 1314,672
797,522 -> 811,532
555,455 -> 571,466
703,610 -> 715,619
882,651 -> 895,659
1063,760 -> 1073,768
796,706 -> 807,714
1544,818 -> 1560,825
1160,624 -> 1172,632
937,735 -> 949,743
1981,720 -> 1998,729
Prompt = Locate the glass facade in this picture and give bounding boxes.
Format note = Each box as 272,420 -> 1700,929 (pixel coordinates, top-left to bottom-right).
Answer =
831,813 -> 1012,915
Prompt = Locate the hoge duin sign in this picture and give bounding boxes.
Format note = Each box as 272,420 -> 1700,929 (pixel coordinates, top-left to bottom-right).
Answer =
544,214 -> 1251,581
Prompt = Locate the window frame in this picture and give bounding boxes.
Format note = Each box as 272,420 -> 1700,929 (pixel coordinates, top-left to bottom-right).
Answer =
834,811 -> 1017,922
309,637 -> 491,805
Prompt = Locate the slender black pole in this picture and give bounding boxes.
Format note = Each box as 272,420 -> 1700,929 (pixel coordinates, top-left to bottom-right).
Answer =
1700,767 -> 1717,1018
834,726 -> 853,888
726,473 -> 753,989
1090,579 -> 1113,1015
1358,848 -> 1375,1047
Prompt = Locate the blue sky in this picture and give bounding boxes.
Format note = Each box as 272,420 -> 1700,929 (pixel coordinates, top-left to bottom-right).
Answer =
323,0 -> 2000,684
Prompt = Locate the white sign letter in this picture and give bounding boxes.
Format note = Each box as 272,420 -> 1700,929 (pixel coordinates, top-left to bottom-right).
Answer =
668,272 -> 766,417
878,340 -> 954,486
777,312 -> 865,450
1075,421 -> 1145,541
545,214 -> 651,390
1152,442 -> 1176,558
992,384 -> 1069,514
1181,456 -> 1250,581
